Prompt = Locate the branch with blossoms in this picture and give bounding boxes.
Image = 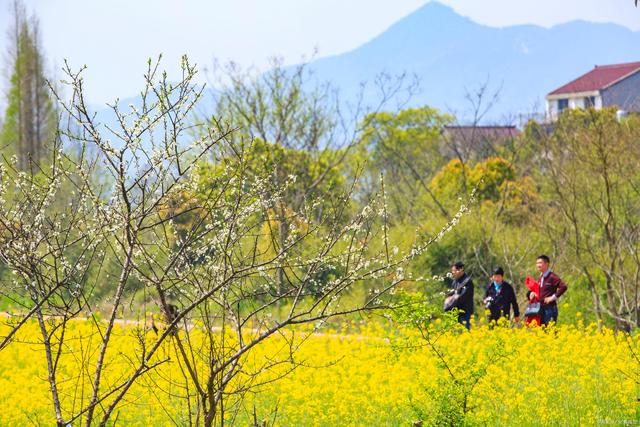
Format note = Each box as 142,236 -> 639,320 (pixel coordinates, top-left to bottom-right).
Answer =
0,55 -> 470,427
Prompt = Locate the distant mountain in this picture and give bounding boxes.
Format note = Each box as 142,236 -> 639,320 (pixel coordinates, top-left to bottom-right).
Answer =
304,1 -> 640,122
92,2 -> 640,127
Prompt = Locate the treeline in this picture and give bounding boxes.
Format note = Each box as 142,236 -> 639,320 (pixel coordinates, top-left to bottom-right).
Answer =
1,2 -> 639,332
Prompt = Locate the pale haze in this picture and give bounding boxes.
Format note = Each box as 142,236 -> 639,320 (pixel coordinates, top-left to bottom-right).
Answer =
0,0 -> 637,106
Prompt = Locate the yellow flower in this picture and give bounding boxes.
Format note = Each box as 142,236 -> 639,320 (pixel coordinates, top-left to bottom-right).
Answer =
0,319 -> 636,425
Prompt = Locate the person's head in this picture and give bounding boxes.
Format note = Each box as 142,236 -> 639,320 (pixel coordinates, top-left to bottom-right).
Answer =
451,261 -> 465,279
492,267 -> 504,284
536,255 -> 550,273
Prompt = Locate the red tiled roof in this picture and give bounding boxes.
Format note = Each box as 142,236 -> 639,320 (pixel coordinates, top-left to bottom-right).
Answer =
548,61 -> 640,96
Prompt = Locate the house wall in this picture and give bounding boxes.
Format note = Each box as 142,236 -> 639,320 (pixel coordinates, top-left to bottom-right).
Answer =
602,71 -> 640,112
546,95 -> 602,121
569,97 -> 583,109
569,95 -> 602,109
595,96 -> 603,109
546,100 -> 558,120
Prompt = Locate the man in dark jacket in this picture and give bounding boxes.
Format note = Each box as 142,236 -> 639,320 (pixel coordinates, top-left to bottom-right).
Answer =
483,267 -> 520,323
446,261 -> 474,329
527,255 -> 568,326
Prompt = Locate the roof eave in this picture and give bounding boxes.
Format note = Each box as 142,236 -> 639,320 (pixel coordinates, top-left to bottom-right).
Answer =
546,90 -> 600,100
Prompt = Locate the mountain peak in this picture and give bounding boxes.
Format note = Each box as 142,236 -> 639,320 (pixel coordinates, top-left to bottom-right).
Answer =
415,1 -> 459,15
377,1 -> 476,42
404,1 -> 473,25
357,1 -> 478,53
306,3 -> 640,121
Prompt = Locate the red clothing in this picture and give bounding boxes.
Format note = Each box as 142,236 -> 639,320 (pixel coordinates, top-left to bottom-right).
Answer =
525,276 -> 539,296
523,272 -> 567,326
538,271 -> 568,306
524,276 -> 541,326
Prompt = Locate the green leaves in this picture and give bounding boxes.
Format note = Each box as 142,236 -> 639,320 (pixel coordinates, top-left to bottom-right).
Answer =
1,13 -> 56,172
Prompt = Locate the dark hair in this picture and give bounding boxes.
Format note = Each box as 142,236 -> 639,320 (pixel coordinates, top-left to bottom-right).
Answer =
452,261 -> 465,270
493,267 -> 504,276
537,254 -> 550,264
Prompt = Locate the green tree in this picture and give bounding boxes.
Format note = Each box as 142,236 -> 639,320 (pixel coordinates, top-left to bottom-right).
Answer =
421,156 -> 541,294
360,106 -> 453,221
429,156 -> 526,207
529,108 -> 640,329
1,0 -> 56,172
206,58 -> 411,299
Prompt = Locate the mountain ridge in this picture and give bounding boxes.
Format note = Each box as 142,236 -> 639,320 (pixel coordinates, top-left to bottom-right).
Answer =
301,2 -> 640,122
93,2 -> 640,125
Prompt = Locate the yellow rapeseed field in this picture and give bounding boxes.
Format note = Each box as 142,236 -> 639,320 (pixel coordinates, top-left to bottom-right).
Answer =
0,318 -> 637,426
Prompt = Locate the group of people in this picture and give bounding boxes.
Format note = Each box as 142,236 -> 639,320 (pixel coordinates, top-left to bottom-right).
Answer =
444,255 -> 568,329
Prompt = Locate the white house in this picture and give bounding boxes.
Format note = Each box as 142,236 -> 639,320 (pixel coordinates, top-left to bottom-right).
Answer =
546,61 -> 640,120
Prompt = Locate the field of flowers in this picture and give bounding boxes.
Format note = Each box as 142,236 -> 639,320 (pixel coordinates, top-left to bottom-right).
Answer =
0,318 -> 637,426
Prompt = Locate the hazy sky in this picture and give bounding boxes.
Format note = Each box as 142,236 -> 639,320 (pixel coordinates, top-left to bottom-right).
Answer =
0,0 -> 637,105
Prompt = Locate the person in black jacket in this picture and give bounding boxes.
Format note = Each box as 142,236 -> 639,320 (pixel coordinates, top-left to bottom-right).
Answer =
483,267 -> 520,324
446,261 -> 474,329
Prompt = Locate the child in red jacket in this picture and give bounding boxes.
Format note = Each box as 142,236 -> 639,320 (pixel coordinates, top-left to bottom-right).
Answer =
524,276 -> 541,326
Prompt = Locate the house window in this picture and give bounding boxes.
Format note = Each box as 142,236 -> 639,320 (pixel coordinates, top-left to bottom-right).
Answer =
558,99 -> 569,112
584,96 -> 596,108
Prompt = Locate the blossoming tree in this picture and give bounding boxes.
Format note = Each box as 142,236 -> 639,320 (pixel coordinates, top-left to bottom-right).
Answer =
0,57 -> 464,426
